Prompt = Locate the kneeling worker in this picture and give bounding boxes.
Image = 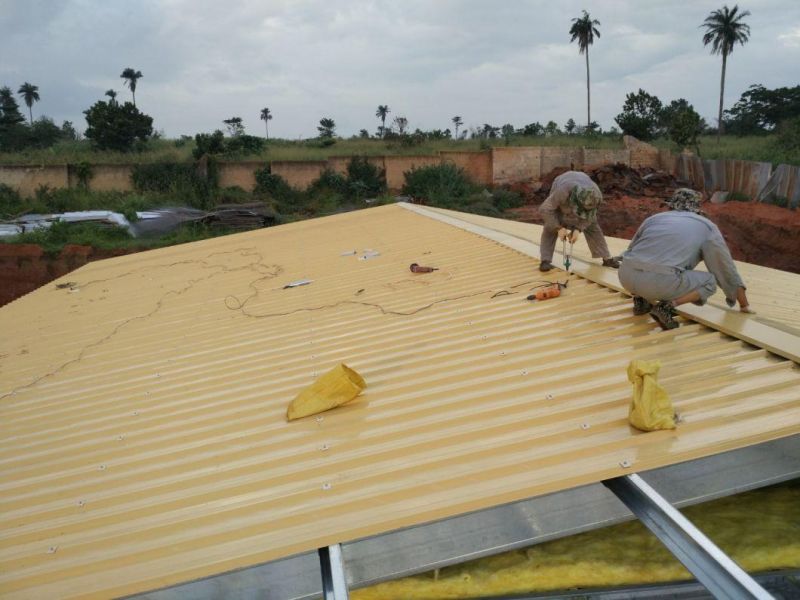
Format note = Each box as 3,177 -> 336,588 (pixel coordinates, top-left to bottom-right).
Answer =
538,171 -> 619,272
619,188 -> 752,330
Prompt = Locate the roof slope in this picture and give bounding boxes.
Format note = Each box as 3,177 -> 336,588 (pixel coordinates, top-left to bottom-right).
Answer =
424,206 -> 800,334
1,204 -> 799,599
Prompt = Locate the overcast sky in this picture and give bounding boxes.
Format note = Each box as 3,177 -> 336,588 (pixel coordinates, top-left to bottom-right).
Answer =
2,0 -> 799,138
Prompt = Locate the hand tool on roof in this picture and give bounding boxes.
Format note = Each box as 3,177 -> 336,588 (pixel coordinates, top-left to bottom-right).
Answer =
526,280 -> 569,302
410,263 -> 439,273
558,228 -> 578,272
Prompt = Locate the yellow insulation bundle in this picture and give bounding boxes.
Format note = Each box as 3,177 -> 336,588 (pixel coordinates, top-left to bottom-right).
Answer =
627,360 -> 675,432
286,363 -> 366,421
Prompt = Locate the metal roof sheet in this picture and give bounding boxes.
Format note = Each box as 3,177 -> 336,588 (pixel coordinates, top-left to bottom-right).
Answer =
1,203 -> 799,599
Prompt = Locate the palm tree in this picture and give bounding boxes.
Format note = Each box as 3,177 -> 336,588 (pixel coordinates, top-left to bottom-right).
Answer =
375,105 -> 390,138
452,116 -> 463,140
105,89 -> 118,105
701,5 -> 751,141
569,10 -> 601,128
260,107 -> 273,138
17,82 -> 40,124
120,68 -> 143,106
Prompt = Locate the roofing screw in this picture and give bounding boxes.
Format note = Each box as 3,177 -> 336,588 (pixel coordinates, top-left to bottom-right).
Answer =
619,460 -> 632,468
77,500 -> 85,507
322,483 -> 332,491
581,423 -> 590,430
315,416 -> 324,423
320,444 -> 330,451
500,351 -> 505,356
521,369 -> 528,376
117,435 -> 125,441
98,464 -> 107,471
545,393 -> 554,400
47,546 -> 58,554
132,411 -> 139,416
481,335 -> 487,340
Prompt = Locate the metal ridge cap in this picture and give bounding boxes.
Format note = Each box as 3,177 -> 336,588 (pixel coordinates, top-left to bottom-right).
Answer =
398,203 -> 800,364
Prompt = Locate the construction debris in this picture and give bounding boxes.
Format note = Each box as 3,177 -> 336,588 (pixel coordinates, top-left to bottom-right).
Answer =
287,363 -> 366,421
534,164 -> 685,202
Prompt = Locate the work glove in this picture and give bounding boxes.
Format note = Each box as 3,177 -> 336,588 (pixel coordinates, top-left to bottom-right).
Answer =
557,227 -> 570,241
568,230 -> 581,244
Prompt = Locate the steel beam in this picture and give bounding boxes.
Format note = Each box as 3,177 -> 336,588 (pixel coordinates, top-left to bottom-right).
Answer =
604,473 -> 772,599
318,544 -> 349,600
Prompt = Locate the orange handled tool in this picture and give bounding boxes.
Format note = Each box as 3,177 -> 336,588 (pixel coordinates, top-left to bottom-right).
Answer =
526,280 -> 568,302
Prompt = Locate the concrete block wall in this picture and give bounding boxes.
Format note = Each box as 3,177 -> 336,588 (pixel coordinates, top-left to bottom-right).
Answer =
270,161 -> 327,190
539,147 -> 583,175
384,155 -> 442,191
218,161 -> 265,191
78,164 -> 135,192
491,147 -> 541,185
0,165 -> 69,198
583,148 -> 630,168
624,135 -> 661,169
440,151 -> 492,186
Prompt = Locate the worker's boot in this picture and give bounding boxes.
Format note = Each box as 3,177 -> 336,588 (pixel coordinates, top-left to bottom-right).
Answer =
602,257 -> 621,269
632,296 -> 652,315
649,300 -> 679,330
538,261 -> 553,272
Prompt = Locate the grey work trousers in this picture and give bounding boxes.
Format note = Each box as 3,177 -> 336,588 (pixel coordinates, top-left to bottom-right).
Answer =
618,262 -> 717,304
539,222 -> 611,264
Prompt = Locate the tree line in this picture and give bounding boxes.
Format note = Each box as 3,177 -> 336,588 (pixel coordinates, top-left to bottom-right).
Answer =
2,4 -> 798,155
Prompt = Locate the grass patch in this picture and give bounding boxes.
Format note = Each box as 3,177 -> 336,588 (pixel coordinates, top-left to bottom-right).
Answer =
652,135 -> 799,166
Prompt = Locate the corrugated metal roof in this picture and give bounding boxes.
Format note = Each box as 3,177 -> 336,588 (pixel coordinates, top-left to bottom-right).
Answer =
423,206 -> 800,334
1,203 -> 799,599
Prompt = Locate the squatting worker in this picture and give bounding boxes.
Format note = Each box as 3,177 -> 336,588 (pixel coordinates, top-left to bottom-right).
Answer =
619,188 -> 752,330
538,171 -> 619,272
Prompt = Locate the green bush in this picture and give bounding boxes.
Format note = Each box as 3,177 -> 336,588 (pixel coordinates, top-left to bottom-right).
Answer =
193,130 -> 226,159
254,168 -> 300,213
775,116 -> 800,154
9,221 -> 133,255
131,162 -> 214,209
83,100 -> 153,152
0,183 -> 24,218
402,163 -> 476,208
225,134 -> 265,156
346,156 -> 385,198
491,188 -> 524,211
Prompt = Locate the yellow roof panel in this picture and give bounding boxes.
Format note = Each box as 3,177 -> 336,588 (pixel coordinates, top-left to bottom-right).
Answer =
1,204 -> 799,599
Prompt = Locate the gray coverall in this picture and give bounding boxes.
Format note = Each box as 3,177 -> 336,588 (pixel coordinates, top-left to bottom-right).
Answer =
539,171 -> 611,263
619,211 -> 745,305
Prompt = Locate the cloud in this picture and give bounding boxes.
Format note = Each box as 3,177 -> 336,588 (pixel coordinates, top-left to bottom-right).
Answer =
1,0 -> 798,137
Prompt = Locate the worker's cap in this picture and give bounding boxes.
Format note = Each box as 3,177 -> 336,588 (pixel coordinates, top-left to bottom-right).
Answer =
666,188 -> 703,213
569,186 -> 602,220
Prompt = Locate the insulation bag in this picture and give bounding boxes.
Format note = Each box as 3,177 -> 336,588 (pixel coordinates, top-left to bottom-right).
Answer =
627,360 -> 676,432
287,363 -> 366,421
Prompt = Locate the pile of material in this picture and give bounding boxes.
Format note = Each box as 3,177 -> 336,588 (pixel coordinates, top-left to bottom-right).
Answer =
535,164 -> 685,201
200,203 -> 278,231
591,163 -> 683,199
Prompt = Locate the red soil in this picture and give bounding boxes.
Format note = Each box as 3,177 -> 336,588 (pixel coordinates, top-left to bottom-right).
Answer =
0,244 -> 140,307
510,197 -> 800,274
